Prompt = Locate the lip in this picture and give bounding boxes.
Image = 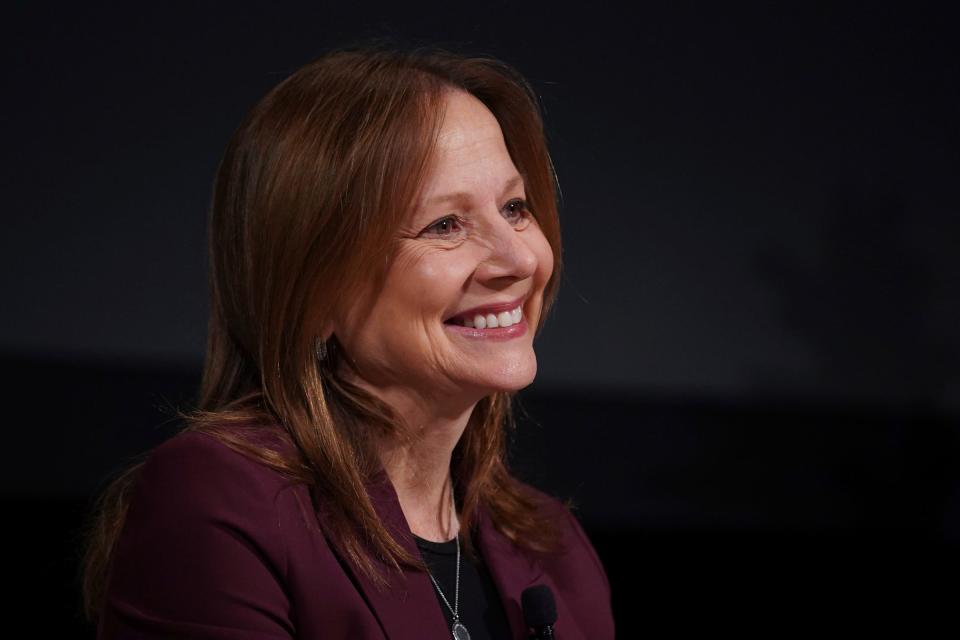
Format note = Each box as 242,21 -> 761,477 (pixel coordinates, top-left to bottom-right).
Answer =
444,316 -> 529,340
444,294 -> 528,324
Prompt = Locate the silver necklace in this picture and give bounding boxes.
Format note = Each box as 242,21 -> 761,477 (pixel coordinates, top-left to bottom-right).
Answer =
422,486 -> 470,640
424,532 -> 471,640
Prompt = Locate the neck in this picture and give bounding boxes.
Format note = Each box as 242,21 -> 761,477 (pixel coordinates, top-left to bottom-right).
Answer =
375,390 -> 478,543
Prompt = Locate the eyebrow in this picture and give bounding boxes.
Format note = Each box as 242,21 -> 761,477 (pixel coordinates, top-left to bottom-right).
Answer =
421,174 -> 526,208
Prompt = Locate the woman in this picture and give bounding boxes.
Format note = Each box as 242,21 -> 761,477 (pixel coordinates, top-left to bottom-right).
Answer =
83,45 -> 614,639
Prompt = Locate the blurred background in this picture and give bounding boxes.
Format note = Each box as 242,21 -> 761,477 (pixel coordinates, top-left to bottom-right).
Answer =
5,1 -> 958,634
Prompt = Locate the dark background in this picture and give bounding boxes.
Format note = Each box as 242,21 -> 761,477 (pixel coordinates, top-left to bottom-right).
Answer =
6,2 -> 959,634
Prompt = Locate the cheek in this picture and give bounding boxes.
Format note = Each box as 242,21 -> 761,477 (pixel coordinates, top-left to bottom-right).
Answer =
385,248 -> 475,314
417,259 -> 475,290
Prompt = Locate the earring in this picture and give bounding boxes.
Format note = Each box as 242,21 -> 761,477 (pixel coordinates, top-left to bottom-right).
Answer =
316,337 -> 329,362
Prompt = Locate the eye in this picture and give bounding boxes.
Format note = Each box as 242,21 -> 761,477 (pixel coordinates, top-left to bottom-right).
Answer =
421,215 -> 465,238
504,198 -> 532,228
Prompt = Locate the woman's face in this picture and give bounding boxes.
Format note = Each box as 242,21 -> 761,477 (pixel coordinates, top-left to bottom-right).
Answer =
333,89 -> 554,413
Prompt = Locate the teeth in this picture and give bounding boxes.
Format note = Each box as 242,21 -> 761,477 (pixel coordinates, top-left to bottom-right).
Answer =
455,305 -> 523,328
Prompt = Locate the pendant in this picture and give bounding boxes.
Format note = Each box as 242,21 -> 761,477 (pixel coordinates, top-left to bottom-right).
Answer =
452,621 -> 471,640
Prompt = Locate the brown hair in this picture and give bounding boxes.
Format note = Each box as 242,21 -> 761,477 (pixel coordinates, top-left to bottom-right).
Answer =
82,44 -> 565,620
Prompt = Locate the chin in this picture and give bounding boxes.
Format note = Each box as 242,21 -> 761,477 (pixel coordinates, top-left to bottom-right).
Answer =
484,359 -> 538,393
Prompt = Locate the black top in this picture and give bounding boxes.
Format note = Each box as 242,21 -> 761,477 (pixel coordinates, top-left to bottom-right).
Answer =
414,533 -> 513,640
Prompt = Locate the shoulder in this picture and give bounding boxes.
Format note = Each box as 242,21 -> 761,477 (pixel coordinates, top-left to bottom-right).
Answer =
137,427 -> 294,497
121,427 -> 314,577
103,428 -> 301,636
511,480 -> 614,633
133,426 -> 305,545
130,429 -> 290,524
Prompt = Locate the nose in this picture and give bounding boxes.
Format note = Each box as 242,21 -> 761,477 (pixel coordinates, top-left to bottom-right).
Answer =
473,211 -> 539,284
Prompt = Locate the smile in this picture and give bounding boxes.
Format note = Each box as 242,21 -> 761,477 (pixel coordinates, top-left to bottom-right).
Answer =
447,305 -> 522,328
442,304 -> 528,340
442,295 -> 530,340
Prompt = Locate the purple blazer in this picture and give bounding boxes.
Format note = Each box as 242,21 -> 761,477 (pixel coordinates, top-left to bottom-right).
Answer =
99,429 -> 615,639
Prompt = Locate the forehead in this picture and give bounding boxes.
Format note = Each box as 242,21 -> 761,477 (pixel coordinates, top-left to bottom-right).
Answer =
419,91 -> 517,195
434,91 -> 504,153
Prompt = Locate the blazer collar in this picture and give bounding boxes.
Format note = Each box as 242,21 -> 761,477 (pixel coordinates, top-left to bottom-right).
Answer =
330,468 -> 587,640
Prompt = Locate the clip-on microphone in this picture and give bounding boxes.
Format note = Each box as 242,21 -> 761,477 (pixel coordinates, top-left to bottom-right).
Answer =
522,585 -> 557,639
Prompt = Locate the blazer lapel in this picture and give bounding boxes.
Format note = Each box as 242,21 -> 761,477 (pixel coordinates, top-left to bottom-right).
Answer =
475,504 -> 588,640
327,469 -> 452,640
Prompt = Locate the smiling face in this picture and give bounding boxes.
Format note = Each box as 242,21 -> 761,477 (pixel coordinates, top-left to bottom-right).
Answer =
331,89 -> 555,415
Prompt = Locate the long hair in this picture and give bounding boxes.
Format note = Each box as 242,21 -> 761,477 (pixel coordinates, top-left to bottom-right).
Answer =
82,45 -> 564,620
